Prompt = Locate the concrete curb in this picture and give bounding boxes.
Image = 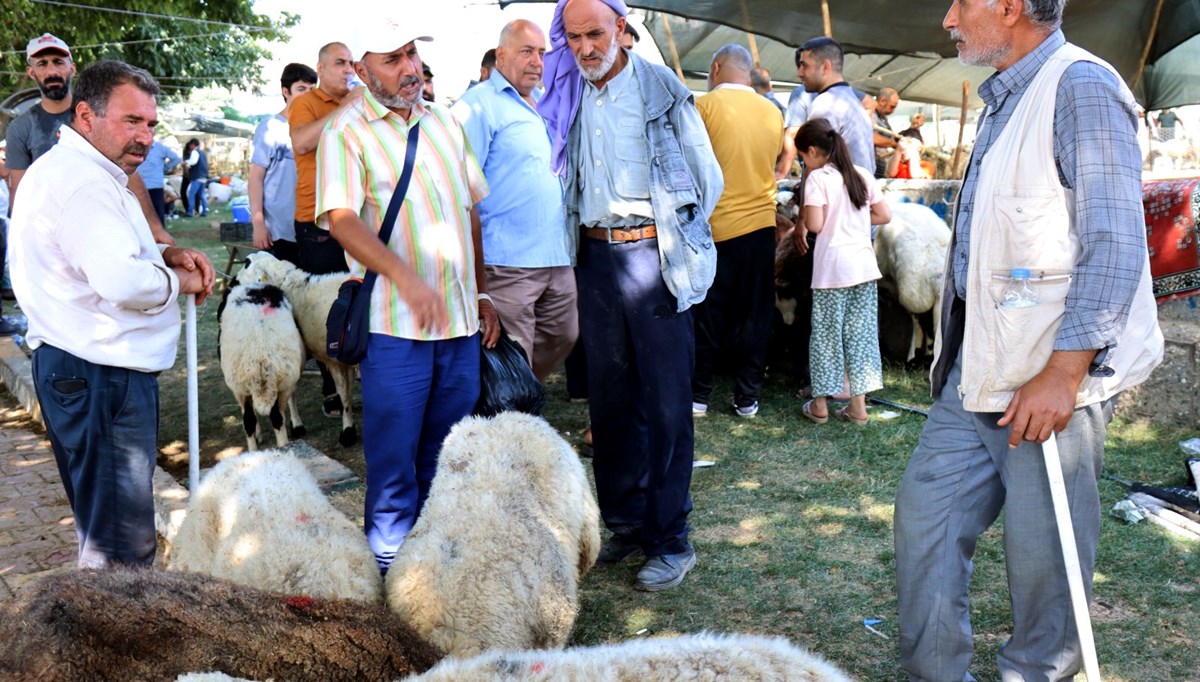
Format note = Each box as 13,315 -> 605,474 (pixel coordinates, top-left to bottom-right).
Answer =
0,337 -> 360,546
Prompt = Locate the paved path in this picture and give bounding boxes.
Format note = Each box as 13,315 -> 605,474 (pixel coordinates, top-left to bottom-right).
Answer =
0,423 -> 76,602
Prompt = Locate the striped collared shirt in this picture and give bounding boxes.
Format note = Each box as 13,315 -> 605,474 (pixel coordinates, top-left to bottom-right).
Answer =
952,30 -> 1144,365
315,91 -> 489,341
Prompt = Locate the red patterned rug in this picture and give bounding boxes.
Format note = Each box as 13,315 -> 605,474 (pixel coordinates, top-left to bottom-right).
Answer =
1144,178 -> 1200,303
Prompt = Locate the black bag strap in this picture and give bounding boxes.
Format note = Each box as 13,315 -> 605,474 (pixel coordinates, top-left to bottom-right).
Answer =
362,121 -> 421,289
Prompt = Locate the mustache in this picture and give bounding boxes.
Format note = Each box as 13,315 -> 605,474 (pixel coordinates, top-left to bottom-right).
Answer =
949,29 -> 963,41
124,142 -> 150,157
399,75 -> 420,89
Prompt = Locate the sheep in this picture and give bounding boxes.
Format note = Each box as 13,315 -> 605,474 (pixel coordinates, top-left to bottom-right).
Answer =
239,251 -> 358,446
0,568 -> 442,682
217,276 -> 306,450
168,449 -> 383,603
407,632 -> 855,682
385,412 -> 601,658
873,200 -> 951,369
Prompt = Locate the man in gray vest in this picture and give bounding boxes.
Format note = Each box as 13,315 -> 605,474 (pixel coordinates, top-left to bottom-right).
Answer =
893,1 -> 1162,679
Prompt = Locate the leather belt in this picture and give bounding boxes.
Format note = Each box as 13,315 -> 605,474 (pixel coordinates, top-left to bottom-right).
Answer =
583,224 -> 658,243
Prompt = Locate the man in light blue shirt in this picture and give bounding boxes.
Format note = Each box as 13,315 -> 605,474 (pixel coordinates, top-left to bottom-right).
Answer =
452,20 -> 575,380
134,139 -> 181,226
250,62 -> 317,266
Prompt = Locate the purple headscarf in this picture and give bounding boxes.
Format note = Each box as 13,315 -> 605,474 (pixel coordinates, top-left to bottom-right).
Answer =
538,0 -> 629,176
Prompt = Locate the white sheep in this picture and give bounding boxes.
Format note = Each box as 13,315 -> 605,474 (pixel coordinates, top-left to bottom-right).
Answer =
217,278 -> 305,450
385,412 -> 601,658
239,251 -> 358,446
168,449 -> 383,603
408,632 -> 855,681
874,201 -> 951,367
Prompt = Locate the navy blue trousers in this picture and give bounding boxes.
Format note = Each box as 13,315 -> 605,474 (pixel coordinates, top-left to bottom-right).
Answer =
31,345 -> 159,568
577,236 -> 695,556
360,333 -> 480,571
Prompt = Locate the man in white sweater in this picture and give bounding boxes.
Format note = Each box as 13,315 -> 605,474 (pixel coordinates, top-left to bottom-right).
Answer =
9,60 -> 214,569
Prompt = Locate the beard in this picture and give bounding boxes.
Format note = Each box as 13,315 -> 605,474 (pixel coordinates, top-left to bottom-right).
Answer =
949,27 -> 1011,68
575,39 -> 620,82
37,76 -> 70,101
363,66 -> 422,109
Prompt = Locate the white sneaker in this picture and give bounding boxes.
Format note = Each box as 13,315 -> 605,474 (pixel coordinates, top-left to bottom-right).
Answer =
692,402 -> 708,417
734,401 -> 759,418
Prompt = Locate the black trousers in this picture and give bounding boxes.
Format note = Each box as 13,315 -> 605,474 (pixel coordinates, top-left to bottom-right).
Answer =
295,220 -> 348,397
577,236 -> 694,556
691,227 -> 776,407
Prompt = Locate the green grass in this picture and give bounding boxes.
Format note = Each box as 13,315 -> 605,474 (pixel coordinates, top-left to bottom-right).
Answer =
154,214 -> 1199,681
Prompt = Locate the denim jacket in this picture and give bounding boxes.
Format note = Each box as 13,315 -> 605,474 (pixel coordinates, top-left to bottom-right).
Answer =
565,52 -> 723,312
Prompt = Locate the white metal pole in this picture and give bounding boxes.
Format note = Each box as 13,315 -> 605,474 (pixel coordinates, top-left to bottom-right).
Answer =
1042,432 -> 1102,681
186,294 -> 200,494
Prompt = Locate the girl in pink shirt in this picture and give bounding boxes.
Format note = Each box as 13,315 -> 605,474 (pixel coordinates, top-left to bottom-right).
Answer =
796,118 -> 891,426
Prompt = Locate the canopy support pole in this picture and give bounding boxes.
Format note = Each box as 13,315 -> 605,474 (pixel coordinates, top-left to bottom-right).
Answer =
951,80 -> 969,177
740,0 -> 761,65
1132,0 -> 1166,92
821,0 -> 832,37
660,14 -> 687,83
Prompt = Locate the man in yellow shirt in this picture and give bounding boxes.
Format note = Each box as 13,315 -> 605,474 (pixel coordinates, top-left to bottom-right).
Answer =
693,44 -> 784,418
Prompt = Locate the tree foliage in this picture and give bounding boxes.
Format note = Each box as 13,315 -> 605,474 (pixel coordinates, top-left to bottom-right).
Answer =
1,0 -> 298,100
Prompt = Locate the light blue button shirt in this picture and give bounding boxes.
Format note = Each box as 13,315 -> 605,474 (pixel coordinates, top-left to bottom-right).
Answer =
576,58 -> 656,227
452,69 -> 569,268
250,113 -> 298,242
134,140 -> 182,190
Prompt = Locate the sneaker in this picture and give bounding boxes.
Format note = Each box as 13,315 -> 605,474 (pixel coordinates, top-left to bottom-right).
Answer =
734,400 -> 759,418
597,535 -> 643,564
692,401 -> 708,417
635,546 -> 696,591
0,318 -> 18,337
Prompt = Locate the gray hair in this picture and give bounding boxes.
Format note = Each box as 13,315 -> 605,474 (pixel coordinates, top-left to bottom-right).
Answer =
71,60 -> 158,121
750,66 -> 772,89
713,44 -> 753,73
989,0 -> 1066,31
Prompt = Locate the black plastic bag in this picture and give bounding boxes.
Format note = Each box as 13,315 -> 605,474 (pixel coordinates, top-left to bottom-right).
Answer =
474,323 -> 545,417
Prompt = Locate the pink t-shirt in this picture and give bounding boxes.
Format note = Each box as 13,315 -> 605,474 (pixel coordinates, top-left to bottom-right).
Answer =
804,165 -> 883,289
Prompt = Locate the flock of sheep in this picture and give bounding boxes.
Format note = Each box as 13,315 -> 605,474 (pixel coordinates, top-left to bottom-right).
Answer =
0,412 -> 854,681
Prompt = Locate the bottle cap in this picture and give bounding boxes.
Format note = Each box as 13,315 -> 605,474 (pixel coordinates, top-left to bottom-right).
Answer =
1010,267 -> 1031,279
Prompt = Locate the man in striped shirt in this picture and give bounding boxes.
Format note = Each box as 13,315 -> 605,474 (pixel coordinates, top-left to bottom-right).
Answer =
316,24 -> 501,573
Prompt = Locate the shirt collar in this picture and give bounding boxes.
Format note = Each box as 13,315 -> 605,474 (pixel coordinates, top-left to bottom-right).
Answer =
489,68 -> 543,105
58,124 -> 129,185
712,83 -> 755,93
310,86 -> 338,104
361,87 -> 427,126
979,29 -> 1065,109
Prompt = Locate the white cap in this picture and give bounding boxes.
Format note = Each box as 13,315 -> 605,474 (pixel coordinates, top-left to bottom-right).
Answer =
350,18 -> 432,61
26,33 -> 71,60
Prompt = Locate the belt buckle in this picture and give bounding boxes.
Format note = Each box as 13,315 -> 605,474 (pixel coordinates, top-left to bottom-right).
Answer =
607,226 -> 620,244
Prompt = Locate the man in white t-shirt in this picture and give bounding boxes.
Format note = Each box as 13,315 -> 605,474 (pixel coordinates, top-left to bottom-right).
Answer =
795,36 -> 874,172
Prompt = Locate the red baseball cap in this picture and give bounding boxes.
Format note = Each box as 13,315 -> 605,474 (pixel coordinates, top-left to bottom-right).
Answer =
27,33 -> 72,60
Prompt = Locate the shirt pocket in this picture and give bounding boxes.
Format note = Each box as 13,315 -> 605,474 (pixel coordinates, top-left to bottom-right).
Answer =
984,270 -> 1072,391
614,121 -> 651,198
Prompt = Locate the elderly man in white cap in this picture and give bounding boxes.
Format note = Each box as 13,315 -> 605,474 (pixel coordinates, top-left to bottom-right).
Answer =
314,22 -> 500,573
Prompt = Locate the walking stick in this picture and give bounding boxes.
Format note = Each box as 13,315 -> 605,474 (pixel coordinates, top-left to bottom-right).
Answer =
1042,432 -> 1101,681
186,294 -> 200,494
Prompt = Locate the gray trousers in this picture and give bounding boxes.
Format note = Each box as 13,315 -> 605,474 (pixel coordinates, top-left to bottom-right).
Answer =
894,350 -> 1111,682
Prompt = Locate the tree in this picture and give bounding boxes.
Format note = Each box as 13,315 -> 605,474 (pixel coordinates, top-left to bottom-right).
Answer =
1,0 -> 298,100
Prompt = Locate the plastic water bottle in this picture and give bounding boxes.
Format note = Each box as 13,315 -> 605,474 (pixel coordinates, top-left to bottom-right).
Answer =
1000,267 -> 1038,308
347,72 -> 365,89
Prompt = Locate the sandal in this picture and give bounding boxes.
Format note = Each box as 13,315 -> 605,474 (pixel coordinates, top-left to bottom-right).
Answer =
322,394 -> 343,419
580,426 -> 594,458
835,406 -> 869,427
801,399 -> 828,424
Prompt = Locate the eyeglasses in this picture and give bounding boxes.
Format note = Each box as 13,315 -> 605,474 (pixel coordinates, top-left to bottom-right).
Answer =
29,56 -> 71,69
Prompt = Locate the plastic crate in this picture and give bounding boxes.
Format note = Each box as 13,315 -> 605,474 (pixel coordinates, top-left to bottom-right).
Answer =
220,221 -> 253,243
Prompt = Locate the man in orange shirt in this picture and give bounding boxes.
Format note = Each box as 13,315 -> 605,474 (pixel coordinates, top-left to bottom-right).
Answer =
287,41 -> 362,418
287,41 -> 362,276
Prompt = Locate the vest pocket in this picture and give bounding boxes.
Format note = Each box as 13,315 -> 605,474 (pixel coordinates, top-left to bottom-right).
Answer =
985,271 -> 1072,391
989,191 -> 1075,273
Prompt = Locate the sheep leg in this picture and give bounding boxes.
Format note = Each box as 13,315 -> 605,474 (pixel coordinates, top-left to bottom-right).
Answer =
287,394 -> 306,439
241,398 -> 259,451
269,398 -> 288,448
332,365 -> 357,446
